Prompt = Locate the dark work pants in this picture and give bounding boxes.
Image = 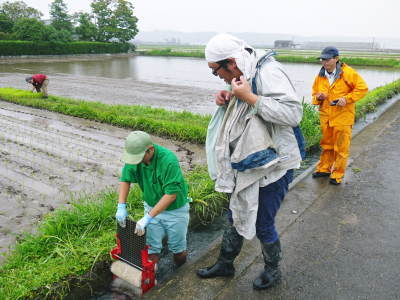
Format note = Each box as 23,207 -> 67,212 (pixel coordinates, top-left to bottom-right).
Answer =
228,170 -> 293,244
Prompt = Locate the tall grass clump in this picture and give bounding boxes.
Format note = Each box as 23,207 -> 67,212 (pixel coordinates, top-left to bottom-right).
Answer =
300,101 -> 321,150
0,189 -> 119,299
186,165 -> 228,227
0,167 -> 226,299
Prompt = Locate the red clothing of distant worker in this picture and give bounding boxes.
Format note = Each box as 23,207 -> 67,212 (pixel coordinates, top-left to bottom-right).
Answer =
32,74 -> 48,85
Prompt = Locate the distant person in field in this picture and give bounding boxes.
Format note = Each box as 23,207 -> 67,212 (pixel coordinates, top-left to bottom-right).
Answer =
312,46 -> 368,185
25,74 -> 49,98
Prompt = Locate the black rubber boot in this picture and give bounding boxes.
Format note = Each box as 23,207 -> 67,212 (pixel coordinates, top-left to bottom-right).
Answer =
196,225 -> 243,278
253,239 -> 282,290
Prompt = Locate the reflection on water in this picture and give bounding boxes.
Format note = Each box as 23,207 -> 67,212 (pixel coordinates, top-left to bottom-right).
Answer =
1,55 -> 399,102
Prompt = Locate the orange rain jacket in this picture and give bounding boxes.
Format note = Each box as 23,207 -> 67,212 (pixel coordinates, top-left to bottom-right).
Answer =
312,62 -> 368,126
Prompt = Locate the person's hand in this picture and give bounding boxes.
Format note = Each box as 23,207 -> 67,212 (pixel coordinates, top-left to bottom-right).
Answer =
231,76 -> 257,104
316,92 -> 327,101
231,76 -> 251,98
134,213 -> 153,236
216,90 -> 232,106
115,203 -> 128,228
337,97 -> 346,106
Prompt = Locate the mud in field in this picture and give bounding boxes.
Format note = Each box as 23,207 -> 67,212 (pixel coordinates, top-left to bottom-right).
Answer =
0,100 -> 206,262
0,71 -> 217,115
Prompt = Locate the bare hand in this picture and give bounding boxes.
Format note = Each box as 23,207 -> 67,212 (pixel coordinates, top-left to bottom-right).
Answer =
337,97 -> 346,106
316,92 -> 327,101
216,90 -> 232,106
231,76 -> 251,98
231,76 -> 258,105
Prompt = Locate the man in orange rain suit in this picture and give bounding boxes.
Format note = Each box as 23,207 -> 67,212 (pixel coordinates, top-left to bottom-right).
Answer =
312,46 -> 368,185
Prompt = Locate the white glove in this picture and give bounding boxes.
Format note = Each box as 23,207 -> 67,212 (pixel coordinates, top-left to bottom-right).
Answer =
115,203 -> 128,228
134,213 -> 153,236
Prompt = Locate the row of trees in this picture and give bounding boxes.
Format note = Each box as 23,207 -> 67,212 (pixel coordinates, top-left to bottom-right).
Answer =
0,0 -> 138,43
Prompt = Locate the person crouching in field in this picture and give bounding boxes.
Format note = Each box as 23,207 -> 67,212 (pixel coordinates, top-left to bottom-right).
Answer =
115,131 -> 190,267
25,74 -> 49,98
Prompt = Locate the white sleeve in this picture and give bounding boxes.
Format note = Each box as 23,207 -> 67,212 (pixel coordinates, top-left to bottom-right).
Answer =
254,61 -> 303,127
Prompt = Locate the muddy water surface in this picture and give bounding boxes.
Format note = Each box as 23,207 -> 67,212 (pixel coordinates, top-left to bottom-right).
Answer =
0,100 -> 205,261
1,55 -> 400,115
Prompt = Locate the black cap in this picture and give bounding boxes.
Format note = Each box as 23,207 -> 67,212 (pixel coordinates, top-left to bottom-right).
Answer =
25,76 -> 33,82
319,46 -> 339,59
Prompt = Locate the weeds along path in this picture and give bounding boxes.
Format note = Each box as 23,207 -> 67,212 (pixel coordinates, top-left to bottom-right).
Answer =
0,100 -> 206,261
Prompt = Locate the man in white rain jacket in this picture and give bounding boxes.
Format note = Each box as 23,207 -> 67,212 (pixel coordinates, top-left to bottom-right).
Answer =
197,33 -> 304,290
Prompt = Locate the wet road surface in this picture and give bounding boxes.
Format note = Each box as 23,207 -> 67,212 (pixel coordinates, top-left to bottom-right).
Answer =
147,100 -> 400,299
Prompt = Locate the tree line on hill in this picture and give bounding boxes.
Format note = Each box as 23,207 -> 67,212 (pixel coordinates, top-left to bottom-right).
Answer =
0,0 -> 138,44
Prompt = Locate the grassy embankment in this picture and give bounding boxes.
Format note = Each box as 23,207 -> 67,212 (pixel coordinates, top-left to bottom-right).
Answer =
355,79 -> 400,119
138,47 -> 400,69
0,88 -> 320,148
1,78 -> 399,298
276,55 -> 400,68
0,164 -> 225,299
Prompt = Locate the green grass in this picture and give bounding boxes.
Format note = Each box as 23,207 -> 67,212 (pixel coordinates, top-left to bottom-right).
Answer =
137,44 -> 205,51
1,82 -> 399,153
276,55 -> 400,68
0,189 -> 118,299
0,87 -> 321,151
187,165 -> 228,226
355,79 -> 400,120
300,101 -> 322,150
0,88 -> 210,144
0,166 -> 226,299
135,47 -> 400,69
138,47 -> 205,58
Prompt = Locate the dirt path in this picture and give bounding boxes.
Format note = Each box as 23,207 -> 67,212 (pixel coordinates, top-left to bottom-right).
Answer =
0,100 -> 206,261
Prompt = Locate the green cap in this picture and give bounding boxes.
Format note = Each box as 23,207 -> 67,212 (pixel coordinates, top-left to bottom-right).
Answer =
122,131 -> 153,165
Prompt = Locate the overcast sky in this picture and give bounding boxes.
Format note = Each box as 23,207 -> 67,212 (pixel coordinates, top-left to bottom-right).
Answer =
16,0 -> 400,39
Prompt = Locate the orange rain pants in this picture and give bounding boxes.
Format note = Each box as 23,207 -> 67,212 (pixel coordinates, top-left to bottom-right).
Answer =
315,123 -> 352,182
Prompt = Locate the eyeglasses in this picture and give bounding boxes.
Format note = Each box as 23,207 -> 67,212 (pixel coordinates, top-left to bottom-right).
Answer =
212,64 -> 223,76
211,59 -> 230,76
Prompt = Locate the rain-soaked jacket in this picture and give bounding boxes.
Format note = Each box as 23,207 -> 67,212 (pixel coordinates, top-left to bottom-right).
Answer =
207,50 -> 303,239
312,62 -> 368,126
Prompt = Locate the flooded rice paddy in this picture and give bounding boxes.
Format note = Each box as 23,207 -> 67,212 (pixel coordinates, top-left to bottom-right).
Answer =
1,54 -> 400,115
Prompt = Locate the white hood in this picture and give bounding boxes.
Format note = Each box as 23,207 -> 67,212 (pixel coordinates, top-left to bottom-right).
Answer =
205,33 -> 255,80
